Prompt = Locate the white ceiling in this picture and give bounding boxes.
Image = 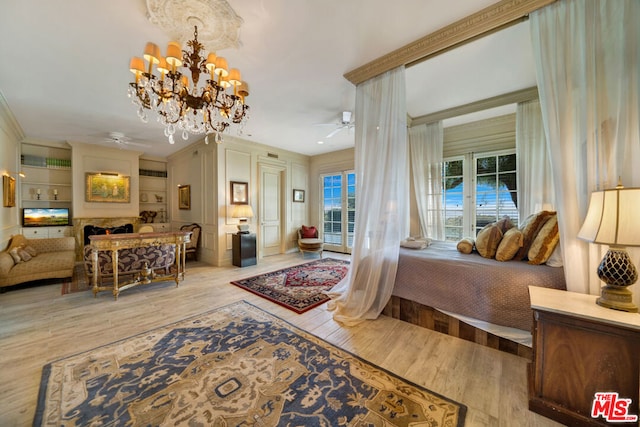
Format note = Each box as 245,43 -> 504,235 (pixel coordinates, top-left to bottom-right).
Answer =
0,0 -> 536,158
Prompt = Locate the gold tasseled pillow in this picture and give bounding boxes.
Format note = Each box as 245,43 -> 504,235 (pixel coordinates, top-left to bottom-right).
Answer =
456,238 -> 475,254
513,211 -> 556,261
495,227 -> 524,261
528,214 -> 560,265
475,223 -> 503,259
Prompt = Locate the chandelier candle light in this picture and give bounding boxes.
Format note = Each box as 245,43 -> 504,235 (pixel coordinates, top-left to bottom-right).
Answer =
128,26 -> 249,145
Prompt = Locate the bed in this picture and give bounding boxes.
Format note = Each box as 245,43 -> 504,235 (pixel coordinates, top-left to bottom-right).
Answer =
386,241 -> 566,357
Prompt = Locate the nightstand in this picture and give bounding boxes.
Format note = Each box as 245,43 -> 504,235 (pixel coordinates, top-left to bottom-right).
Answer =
528,286 -> 640,426
232,233 -> 256,267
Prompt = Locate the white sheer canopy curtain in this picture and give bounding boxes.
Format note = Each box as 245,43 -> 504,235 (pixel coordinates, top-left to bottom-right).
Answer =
516,99 -> 556,219
531,0 -> 640,307
409,122 -> 444,240
328,66 -> 408,325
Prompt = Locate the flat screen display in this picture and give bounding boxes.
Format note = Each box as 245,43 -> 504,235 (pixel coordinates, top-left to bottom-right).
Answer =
22,208 -> 70,227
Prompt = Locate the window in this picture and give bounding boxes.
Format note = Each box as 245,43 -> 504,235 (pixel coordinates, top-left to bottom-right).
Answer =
443,150 -> 518,240
321,172 -> 356,253
443,157 -> 465,241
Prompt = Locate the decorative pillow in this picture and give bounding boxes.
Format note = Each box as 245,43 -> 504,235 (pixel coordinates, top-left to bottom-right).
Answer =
528,214 -> 560,265
545,242 -> 563,267
17,248 -> 32,262
23,245 -> 38,257
495,228 -> 524,261
513,211 -> 556,261
8,234 -> 29,252
400,237 -> 431,249
456,238 -> 474,254
475,223 -> 503,259
9,248 -> 22,264
495,216 -> 515,234
301,225 -> 317,239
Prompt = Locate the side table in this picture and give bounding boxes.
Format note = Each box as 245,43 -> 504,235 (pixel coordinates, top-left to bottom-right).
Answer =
528,286 -> 640,426
232,233 -> 256,267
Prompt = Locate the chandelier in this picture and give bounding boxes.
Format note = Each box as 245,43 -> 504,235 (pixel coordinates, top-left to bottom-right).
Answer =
128,26 -> 249,145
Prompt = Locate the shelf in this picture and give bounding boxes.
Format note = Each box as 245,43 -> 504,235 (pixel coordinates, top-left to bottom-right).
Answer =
22,181 -> 71,187
139,169 -> 167,178
21,164 -> 71,171
23,199 -> 72,203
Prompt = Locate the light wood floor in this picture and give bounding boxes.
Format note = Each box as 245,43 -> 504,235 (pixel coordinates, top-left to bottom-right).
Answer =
0,252 -> 563,426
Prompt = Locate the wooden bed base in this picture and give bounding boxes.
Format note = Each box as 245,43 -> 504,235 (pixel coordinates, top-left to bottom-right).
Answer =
382,295 -> 532,359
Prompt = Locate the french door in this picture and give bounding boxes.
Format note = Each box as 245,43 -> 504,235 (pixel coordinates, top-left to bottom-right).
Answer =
320,171 -> 355,253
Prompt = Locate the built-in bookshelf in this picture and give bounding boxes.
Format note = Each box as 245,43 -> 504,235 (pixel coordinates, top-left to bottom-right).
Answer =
139,158 -> 168,227
20,141 -> 72,209
20,141 -> 73,237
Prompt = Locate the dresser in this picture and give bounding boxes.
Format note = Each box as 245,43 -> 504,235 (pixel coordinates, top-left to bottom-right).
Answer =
528,286 -> 640,426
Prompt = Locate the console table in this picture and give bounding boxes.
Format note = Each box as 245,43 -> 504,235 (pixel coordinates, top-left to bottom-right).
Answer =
528,286 -> 640,426
88,231 -> 191,300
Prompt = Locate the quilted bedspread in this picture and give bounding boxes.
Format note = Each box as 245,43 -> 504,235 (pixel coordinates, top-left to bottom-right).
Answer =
393,241 -> 567,331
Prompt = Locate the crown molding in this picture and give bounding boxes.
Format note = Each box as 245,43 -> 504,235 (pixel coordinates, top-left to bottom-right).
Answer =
0,90 -> 25,141
344,0 -> 557,85
410,86 -> 538,127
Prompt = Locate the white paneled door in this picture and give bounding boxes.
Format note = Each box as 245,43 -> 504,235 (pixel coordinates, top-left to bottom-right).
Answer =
259,164 -> 284,257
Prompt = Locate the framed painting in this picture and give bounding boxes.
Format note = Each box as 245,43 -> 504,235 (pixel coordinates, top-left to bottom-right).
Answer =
3,175 -> 16,207
293,189 -> 305,203
178,185 -> 191,210
85,173 -> 130,203
231,181 -> 248,205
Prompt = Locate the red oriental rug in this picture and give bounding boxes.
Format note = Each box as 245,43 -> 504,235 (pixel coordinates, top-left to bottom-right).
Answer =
230,258 -> 349,313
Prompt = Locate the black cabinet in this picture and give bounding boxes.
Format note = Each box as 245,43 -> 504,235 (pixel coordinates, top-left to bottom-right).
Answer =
232,233 -> 256,267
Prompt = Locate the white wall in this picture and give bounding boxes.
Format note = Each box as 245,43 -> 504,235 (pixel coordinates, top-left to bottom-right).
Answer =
168,134 -> 310,266
0,93 -> 24,249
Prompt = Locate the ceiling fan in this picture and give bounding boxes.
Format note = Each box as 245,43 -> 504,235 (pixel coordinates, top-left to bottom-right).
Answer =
103,132 -> 151,148
315,111 -> 355,138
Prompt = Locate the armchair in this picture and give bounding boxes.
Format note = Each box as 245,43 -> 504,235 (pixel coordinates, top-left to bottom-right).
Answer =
180,223 -> 201,261
298,225 -> 323,258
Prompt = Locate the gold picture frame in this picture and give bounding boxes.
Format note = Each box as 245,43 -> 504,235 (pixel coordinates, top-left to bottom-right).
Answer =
3,175 -> 16,207
230,181 -> 248,205
178,185 -> 191,210
85,173 -> 130,203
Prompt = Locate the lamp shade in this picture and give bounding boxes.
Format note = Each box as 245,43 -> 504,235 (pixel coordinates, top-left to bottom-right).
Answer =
232,204 -> 254,219
578,186 -> 640,247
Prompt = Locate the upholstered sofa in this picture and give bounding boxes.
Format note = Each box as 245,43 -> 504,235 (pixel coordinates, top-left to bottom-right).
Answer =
0,234 -> 76,289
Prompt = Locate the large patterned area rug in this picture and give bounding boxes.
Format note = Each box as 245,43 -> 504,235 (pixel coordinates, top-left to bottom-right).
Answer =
231,258 -> 349,313
34,301 -> 466,426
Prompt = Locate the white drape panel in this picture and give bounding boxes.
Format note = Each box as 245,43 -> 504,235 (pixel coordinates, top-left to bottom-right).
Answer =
516,98 -> 555,218
409,122 -> 444,240
328,66 -> 408,325
531,0 -> 640,307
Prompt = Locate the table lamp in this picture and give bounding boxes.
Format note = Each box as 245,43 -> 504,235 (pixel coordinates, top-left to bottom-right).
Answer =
232,204 -> 254,234
577,182 -> 640,312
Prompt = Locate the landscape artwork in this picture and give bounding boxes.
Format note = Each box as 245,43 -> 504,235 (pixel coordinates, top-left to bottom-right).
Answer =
85,173 -> 130,203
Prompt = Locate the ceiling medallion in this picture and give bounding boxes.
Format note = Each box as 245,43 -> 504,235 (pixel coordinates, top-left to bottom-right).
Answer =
146,0 -> 243,52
